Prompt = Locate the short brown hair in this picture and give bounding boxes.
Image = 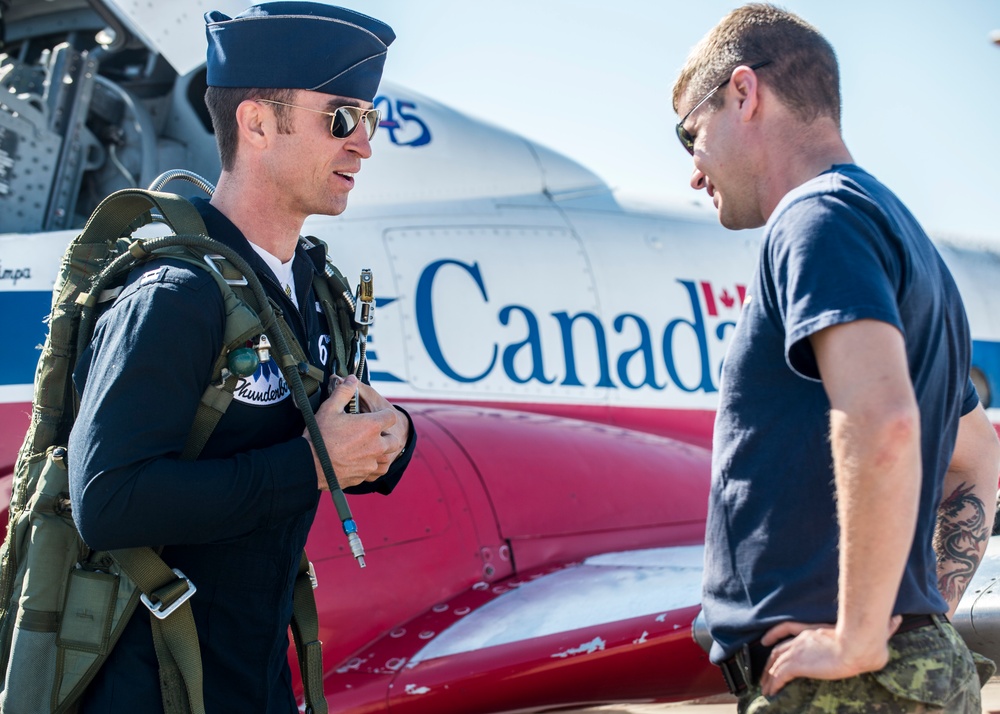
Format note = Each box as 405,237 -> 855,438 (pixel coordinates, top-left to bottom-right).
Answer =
204,86 -> 296,171
672,3 -> 841,126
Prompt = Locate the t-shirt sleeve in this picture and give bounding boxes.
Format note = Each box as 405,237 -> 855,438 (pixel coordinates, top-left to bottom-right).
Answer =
961,377 -> 981,416
768,193 -> 904,381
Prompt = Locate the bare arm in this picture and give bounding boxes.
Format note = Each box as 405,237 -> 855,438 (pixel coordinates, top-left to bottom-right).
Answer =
761,319 -> 919,694
936,403 -> 999,618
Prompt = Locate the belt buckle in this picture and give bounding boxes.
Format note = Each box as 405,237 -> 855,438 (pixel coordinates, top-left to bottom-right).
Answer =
736,642 -> 754,685
719,659 -> 745,695
719,642 -> 754,696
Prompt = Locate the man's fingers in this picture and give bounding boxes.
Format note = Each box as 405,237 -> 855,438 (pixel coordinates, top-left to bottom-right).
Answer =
761,646 -> 797,696
328,375 -> 359,410
761,620 -> 826,646
887,614 -> 902,636
357,383 -> 396,419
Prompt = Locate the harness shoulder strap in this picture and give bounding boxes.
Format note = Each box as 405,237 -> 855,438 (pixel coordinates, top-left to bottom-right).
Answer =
77,189 -> 209,247
305,240 -> 357,380
108,548 -> 204,714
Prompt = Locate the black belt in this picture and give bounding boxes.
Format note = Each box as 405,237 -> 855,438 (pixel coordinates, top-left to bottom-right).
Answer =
718,638 -> 774,696
717,613 -> 942,696
895,613 -> 938,635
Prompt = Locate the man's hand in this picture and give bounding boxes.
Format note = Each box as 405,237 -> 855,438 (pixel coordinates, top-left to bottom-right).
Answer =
758,616 -> 901,696
305,375 -> 403,490
356,379 -> 410,467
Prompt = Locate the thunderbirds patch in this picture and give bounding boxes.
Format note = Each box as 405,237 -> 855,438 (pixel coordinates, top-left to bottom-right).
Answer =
234,360 -> 290,406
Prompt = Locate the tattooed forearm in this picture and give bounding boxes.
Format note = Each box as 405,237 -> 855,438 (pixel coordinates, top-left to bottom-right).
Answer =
935,482 -> 990,604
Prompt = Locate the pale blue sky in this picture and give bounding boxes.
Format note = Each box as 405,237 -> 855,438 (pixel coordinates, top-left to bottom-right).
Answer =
329,1 -> 999,241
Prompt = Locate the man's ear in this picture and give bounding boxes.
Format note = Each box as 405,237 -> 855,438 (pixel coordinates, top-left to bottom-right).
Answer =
236,99 -> 270,149
730,65 -> 761,122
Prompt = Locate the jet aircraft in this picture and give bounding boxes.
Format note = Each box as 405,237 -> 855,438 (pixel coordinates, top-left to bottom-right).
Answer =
2,1 -> 1000,712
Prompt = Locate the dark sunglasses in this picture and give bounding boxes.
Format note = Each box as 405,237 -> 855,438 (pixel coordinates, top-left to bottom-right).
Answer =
257,99 -> 381,140
675,60 -> 771,155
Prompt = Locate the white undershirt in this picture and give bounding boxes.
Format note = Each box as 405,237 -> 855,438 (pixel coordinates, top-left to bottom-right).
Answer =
250,242 -> 297,308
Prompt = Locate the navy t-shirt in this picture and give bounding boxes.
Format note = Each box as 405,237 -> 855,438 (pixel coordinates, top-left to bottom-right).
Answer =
702,164 -> 977,663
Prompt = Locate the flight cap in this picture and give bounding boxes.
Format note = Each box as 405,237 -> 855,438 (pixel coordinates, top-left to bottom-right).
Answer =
205,2 -> 394,102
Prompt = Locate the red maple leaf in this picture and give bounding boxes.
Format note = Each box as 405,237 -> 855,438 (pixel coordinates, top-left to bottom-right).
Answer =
719,289 -> 735,309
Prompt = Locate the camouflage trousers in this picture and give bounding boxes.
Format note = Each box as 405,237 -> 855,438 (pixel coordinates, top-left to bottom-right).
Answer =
737,617 -> 995,714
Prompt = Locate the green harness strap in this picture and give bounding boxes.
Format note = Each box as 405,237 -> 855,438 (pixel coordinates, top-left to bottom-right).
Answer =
291,553 -> 327,714
105,548 -> 203,714
166,254 -> 323,463
308,253 -> 356,380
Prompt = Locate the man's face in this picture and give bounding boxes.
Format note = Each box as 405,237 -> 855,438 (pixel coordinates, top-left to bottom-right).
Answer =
677,78 -> 766,231
265,89 -> 376,219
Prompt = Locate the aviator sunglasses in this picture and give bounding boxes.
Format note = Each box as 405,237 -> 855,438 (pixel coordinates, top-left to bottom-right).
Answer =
257,99 -> 381,140
675,60 -> 771,155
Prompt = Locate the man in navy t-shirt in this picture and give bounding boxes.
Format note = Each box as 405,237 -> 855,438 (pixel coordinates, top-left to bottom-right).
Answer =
672,4 -> 999,712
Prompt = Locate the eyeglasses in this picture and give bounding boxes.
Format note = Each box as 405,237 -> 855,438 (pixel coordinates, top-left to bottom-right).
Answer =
257,99 -> 381,140
675,60 -> 771,155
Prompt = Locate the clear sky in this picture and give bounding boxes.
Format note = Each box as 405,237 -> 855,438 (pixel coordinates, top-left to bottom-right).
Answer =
323,0 -> 999,242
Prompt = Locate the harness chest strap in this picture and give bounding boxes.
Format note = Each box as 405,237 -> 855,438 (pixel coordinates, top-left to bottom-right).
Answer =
108,548 -> 204,714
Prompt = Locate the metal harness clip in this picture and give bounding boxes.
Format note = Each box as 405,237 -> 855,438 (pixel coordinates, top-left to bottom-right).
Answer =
202,254 -> 249,286
354,268 -> 375,328
140,568 -> 197,620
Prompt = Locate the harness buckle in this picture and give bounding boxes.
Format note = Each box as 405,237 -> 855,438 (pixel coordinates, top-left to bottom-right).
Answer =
203,254 -> 249,286
141,568 -> 197,620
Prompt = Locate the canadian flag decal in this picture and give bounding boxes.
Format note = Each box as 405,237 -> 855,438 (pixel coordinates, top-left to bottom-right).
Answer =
700,281 -> 747,316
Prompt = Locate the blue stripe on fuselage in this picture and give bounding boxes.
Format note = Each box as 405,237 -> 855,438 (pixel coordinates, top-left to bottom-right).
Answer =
7,291 -> 50,386
8,286 -> 1000,404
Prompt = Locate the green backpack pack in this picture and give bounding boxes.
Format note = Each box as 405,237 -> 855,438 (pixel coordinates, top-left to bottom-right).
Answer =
0,186 -> 366,714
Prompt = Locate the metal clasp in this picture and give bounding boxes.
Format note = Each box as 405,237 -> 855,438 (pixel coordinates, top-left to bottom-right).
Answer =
203,254 -> 249,286
354,268 -> 375,328
140,568 -> 197,620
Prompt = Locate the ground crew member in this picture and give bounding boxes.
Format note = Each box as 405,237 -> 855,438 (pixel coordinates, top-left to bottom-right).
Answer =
672,4 -> 1000,712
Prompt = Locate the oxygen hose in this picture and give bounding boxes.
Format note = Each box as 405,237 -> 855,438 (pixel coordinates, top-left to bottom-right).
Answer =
81,231 -> 367,567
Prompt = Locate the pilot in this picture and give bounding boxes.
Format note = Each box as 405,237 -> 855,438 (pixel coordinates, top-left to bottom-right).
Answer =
672,4 -> 999,713
68,3 -> 414,712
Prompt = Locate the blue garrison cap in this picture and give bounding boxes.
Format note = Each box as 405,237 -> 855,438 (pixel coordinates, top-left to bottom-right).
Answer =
204,2 -> 394,102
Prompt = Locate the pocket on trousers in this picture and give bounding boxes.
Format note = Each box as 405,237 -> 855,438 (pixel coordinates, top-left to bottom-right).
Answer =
871,624 -> 977,707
